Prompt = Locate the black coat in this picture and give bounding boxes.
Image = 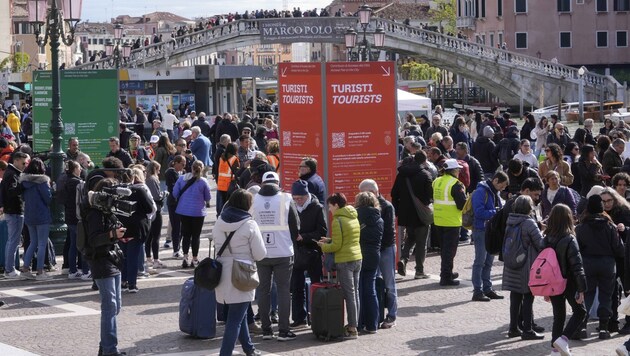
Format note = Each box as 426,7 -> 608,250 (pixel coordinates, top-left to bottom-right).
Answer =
377,195 -> 396,250
602,147 -> 623,177
546,234 -> 587,292
357,206 -> 383,271
0,164 -> 23,214
191,118 -> 212,138
462,154 -> 484,194
391,162 -> 433,227
85,208 -> 121,279
506,167 -> 538,197
116,185 -> 154,241
63,174 -> 82,225
472,136 -> 499,174
576,160 -> 604,197
296,194 -> 327,251
214,118 -> 239,143
576,216 -> 624,258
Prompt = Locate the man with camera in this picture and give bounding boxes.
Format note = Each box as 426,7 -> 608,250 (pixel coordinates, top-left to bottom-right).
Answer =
84,177 -> 127,356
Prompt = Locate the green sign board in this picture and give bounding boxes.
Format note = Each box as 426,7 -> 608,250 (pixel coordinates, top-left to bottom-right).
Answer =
32,70 -> 119,165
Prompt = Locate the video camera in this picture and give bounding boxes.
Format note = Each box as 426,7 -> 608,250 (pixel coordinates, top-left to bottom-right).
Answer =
88,184 -> 136,217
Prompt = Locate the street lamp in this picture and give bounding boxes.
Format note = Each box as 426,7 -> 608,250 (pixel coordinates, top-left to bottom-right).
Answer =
106,24 -> 131,68
28,0 -> 82,252
578,66 -> 587,125
345,4 -> 385,61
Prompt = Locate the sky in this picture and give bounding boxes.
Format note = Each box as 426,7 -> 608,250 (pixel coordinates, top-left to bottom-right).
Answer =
81,0 -> 333,23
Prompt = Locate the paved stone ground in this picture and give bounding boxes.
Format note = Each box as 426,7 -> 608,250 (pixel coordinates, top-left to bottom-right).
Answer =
0,123 -> 625,356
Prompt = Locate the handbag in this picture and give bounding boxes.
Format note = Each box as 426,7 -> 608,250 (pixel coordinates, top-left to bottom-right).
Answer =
231,258 -> 259,292
405,178 -> 434,225
193,230 -> 236,291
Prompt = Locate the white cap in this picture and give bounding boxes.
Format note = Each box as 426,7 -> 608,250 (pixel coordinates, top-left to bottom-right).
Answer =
181,130 -> 192,138
443,159 -> 463,170
262,172 -> 279,184
149,135 -> 159,144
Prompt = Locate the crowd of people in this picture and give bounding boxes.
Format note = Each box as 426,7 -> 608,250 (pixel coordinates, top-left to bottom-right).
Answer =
397,106 -> 630,355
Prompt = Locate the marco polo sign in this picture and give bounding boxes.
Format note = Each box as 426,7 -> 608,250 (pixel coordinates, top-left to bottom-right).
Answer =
260,18 -> 356,44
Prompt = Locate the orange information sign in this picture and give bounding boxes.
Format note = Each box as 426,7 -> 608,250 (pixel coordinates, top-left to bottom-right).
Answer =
325,62 -> 397,202
278,63 -> 324,192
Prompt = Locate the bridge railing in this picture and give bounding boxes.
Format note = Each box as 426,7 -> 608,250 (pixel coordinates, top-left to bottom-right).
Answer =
379,19 -> 608,89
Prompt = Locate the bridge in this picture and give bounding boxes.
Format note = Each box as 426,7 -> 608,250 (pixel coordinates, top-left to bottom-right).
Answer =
75,17 -> 623,107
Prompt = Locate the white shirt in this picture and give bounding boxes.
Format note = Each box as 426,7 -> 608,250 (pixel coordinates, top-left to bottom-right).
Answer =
514,151 -> 539,170
547,187 -> 558,204
162,113 -> 179,130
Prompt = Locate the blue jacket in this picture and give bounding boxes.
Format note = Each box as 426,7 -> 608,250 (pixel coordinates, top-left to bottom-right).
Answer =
472,180 -> 501,230
174,173 -> 211,217
19,173 -> 52,225
299,171 -> 326,203
190,134 -> 212,167
356,206 -> 383,271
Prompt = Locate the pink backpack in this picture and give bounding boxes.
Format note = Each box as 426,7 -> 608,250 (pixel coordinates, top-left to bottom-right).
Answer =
528,247 -> 567,297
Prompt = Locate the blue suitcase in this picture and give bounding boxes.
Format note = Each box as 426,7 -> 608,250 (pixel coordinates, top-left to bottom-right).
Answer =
179,277 -> 217,339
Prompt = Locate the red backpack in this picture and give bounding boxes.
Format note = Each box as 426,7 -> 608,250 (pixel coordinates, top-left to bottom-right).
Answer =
457,159 -> 470,188
528,246 -> 567,297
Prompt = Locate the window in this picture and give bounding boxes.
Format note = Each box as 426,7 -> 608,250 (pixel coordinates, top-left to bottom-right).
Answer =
617,31 -> 628,47
99,38 -> 104,45
498,32 -> 504,46
475,0 -> 479,17
87,38 -> 92,44
557,0 -> 571,12
615,0 -> 630,11
597,0 -> 608,11
481,34 -> 486,44
515,0 -> 527,13
497,0 -> 503,16
560,32 -> 571,48
515,32 -> 527,48
458,0 -> 462,16
597,31 -> 608,47
490,33 -> 495,47
481,0 -> 486,17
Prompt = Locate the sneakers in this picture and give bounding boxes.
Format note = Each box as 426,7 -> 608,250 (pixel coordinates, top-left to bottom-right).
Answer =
616,345 -> 630,356
262,330 -> 275,340
81,272 -> 92,281
163,241 -> 172,249
552,336 -> 571,356
277,330 -> 297,341
190,260 -> 199,268
244,349 -> 262,356
472,292 -> 491,302
137,271 -> 150,279
397,260 -> 407,277
343,327 -> 358,340
128,286 -> 139,293
360,329 -> 377,335
380,316 -> 396,329
68,272 -> 83,280
414,272 -> 430,279
45,265 -> 58,272
599,330 -> 611,339
20,271 -> 36,280
153,260 -> 167,269
289,319 -> 307,328
35,272 -> 52,281
270,312 -> 279,324
182,259 -> 189,269
248,322 -> 263,334
172,251 -> 183,259
4,270 -> 21,279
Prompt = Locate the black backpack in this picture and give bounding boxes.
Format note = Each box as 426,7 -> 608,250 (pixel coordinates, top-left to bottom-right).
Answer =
485,207 -> 506,257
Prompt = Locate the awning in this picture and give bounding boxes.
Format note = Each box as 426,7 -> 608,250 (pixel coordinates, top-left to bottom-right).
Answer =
8,85 -> 25,94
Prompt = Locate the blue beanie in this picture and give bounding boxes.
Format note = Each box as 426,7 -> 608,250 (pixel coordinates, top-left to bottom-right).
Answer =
291,180 -> 309,196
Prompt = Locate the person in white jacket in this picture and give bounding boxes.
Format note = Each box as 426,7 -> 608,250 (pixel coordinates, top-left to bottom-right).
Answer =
533,116 -> 551,156
213,189 -> 267,356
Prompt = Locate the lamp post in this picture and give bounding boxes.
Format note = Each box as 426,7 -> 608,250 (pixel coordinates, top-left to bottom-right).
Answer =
28,0 -> 82,252
105,24 -> 131,68
344,4 -> 385,62
578,66 -> 587,125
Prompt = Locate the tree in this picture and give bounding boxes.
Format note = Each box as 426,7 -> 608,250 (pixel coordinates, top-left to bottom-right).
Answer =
0,52 -> 31,72
400,61 -> 441,82
429,0 -> 456,35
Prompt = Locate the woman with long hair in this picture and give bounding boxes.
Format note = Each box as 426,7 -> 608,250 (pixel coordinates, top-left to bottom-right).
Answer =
165,155 -> 186,257
596,135 -> 612,164
601,118 -> 614,136
521,113 -> 537,144
576,195 -> 624,340
451,116 -> 471,147
154,135 -> 176,188
174,160 -> 211,268
545,204 -> 587,356
318,193 -> 362,339
533,116 -> 551,156
502,195 -> 545,340
354,192 -> 383,334
541,170 -> 577,220
145,161 -> 167,268
19,158 -> 52,280
576,144 -> 604,197
539,143 -> 574,186
216,142 -> 240,215
266,139 -> 280,172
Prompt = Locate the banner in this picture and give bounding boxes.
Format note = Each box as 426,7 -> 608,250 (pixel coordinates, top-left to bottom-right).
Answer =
325,62 -> 397,202
278,62 -> 323,192
32,70 -> 119,165
260,18 -> 355,44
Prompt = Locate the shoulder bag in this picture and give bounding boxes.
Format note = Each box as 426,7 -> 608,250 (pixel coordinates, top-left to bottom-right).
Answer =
405,178 -> 434,225
175,177 -> 197,206
194,230 -> 236,291
226,158 -> 241,198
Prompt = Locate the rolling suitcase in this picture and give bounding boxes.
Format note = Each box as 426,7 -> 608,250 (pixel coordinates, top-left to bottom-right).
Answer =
376,276 -> 387,324
310,277 -> 345,341
179,277 -> 217,339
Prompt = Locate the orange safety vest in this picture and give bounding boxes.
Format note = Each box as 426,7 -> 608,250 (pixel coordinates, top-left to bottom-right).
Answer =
267,154 -> 279,171
217,156 -> 239,191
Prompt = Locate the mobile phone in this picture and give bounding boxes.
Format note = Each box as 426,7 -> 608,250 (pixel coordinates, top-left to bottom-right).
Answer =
185,149 -> 192,154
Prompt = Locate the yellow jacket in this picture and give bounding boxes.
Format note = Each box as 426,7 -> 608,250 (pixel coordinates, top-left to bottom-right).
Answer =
7,112 -> 20,133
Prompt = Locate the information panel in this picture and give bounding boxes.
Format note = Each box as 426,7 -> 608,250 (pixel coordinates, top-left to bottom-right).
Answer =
325,62 -> 397,202
33,70 -> 119,165
277,62 -> 324,192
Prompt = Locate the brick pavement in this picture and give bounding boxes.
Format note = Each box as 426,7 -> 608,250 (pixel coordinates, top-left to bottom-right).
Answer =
0,183 -> 626,356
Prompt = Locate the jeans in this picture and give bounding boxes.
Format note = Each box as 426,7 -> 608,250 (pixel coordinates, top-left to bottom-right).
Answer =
4,214 -> 24,273
550,283 -> 588,347
95,274 -> 122,355
435,226 -> 460,281
256,256 -> 293,333
583,255 -> 616,320
219,301 -> 255,356
337,259 -> 362,328
358,268 -> 379,332
120,238 -> 141,288
471,228 -> 494,293
291,258 -> 323,323
400,224 -> 429,273
167,204 -> 181,252
23,224 -> 49,271
378,245 -> 398,319
510,291 -> 535,331
67,224 -> 88,274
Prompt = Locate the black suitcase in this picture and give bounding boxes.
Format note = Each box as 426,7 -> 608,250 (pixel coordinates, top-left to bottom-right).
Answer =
376,276 -> 387,324
310,281 -> 344,341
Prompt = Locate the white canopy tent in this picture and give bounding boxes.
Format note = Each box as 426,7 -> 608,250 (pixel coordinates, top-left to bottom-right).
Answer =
397,89 -> 432,118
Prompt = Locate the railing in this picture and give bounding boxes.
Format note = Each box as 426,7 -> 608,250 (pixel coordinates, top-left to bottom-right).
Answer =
379,19 -> 609,89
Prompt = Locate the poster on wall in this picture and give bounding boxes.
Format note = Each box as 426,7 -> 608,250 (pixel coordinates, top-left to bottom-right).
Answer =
136,95 -> 156,111
157,94 -> 172,116
32,70 -> 119,165
277,62 -> 323,192
180,93 -> 196,112
172,94 -> 180,113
